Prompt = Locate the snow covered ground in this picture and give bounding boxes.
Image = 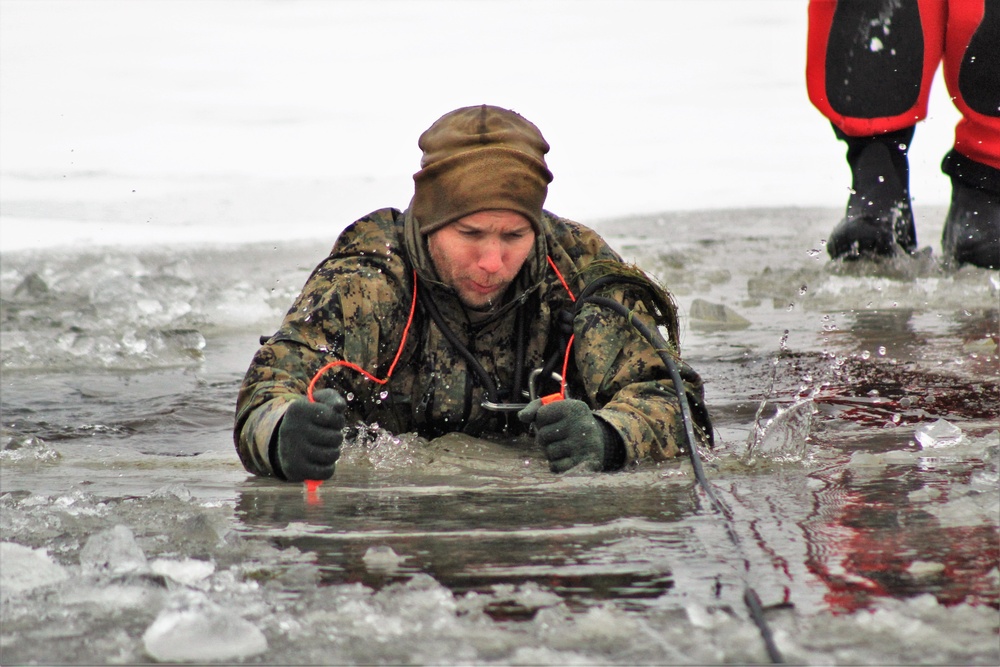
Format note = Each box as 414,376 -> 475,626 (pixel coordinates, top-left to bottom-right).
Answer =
1,0 -> 964,250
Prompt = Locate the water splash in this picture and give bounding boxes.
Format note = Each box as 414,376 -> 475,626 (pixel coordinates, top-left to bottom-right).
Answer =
745,399 -> 815,464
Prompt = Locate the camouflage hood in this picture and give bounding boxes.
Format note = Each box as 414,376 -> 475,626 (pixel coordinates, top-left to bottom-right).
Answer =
401,205 -> 551,325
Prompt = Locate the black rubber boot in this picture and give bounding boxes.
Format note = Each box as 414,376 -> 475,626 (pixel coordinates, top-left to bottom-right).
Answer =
941,150 -> 1000,270
827,127 -> 917,260
942,181 -> 1000,269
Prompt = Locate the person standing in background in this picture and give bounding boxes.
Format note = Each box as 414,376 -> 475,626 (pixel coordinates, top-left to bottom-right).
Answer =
807,0 -> 999,269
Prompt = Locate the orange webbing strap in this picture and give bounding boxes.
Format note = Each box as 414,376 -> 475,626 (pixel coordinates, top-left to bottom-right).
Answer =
306,269 -> 418,402
300,269 -> 417,498
544,256 -> 577,403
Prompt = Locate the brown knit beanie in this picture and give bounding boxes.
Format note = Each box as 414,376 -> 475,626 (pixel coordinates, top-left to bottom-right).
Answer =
411,105 -> 553,235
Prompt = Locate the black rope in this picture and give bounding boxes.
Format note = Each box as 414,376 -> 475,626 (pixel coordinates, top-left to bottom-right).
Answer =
419,273 -> 784,662
418,290 -> 500,403
512,305 -> 527,403
579,295 -> 784,664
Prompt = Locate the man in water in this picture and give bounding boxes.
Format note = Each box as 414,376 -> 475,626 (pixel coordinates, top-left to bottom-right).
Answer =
234,105 -> 711,483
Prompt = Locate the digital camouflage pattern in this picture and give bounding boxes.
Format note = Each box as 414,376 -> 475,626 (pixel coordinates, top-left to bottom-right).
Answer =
235,208 -> 710,477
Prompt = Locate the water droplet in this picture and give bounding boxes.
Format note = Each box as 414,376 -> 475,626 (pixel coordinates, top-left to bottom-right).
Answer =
787,303 -> 795,311
878,346 -> 887,356
346,392 -> 355,401
861,350 -> 871,360
379,390 -> 388,400
798,285 -> 808,295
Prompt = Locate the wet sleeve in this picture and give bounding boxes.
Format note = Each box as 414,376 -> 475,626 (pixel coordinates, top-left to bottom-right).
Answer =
234,259 -> 408,477
572,290 -> 710,463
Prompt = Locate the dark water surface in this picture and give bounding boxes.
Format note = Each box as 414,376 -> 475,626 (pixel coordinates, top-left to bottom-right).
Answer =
2,207 -> 997,664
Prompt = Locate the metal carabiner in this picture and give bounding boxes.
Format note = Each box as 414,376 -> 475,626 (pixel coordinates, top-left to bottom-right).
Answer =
479,368 -> 565,412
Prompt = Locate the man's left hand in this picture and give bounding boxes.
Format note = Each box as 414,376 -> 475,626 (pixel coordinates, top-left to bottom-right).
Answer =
518,398 -> 607,473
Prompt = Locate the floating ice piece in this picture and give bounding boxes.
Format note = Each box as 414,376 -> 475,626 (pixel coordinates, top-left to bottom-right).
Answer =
0,542 -> 69,597
151,483 -> 193,501
849,451 -> 886,467
80,524 -> 148,576
907,486 -> 943,503
0,433 -> 60,464
915,419 -> 965,449
883,449 -> 918,465
59,578 -> 165,611
685,604 -> 723,629
149,558 -> 215,586
503,582 -> 562,611
363,545 -> 406,570
688,298 -> 751,331
142,592 -> 267,662
907,561 -> 945,578
924,493 -> 999,528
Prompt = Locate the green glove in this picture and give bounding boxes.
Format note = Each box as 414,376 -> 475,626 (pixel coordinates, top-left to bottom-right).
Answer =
518,398 -> 614,473
274,388 -> 346,482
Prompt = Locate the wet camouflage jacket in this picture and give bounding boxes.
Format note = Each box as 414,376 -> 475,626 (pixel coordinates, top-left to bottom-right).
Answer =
235,207 -> 710,477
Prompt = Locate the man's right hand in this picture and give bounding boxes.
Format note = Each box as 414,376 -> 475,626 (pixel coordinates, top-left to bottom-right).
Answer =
275,388 -> 347,482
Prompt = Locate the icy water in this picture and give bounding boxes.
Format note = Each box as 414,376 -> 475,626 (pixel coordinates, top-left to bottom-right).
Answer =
2,1 -> 998,662
2,205 -> 998,665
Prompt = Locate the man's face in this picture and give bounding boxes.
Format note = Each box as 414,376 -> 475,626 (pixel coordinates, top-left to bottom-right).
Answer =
427,210 -> 536,310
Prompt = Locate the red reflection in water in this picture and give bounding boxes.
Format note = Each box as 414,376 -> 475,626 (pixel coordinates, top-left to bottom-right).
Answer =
803,467 -> 999,614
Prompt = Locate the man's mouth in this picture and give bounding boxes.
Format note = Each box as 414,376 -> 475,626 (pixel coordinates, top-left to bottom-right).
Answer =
466,279 -> 503,295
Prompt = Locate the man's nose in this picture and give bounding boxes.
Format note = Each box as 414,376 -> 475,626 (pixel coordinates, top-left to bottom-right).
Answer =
478,241 -> 504,273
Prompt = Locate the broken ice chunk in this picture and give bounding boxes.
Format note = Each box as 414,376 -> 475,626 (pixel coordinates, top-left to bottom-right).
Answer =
149,558 -> 215,587
914,419 -> 965,449
142,592 -> 267,662
80,525 -> 148,576
363,545 -> 407,571
0,542 -> 69,598
688,298 -> 751,331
